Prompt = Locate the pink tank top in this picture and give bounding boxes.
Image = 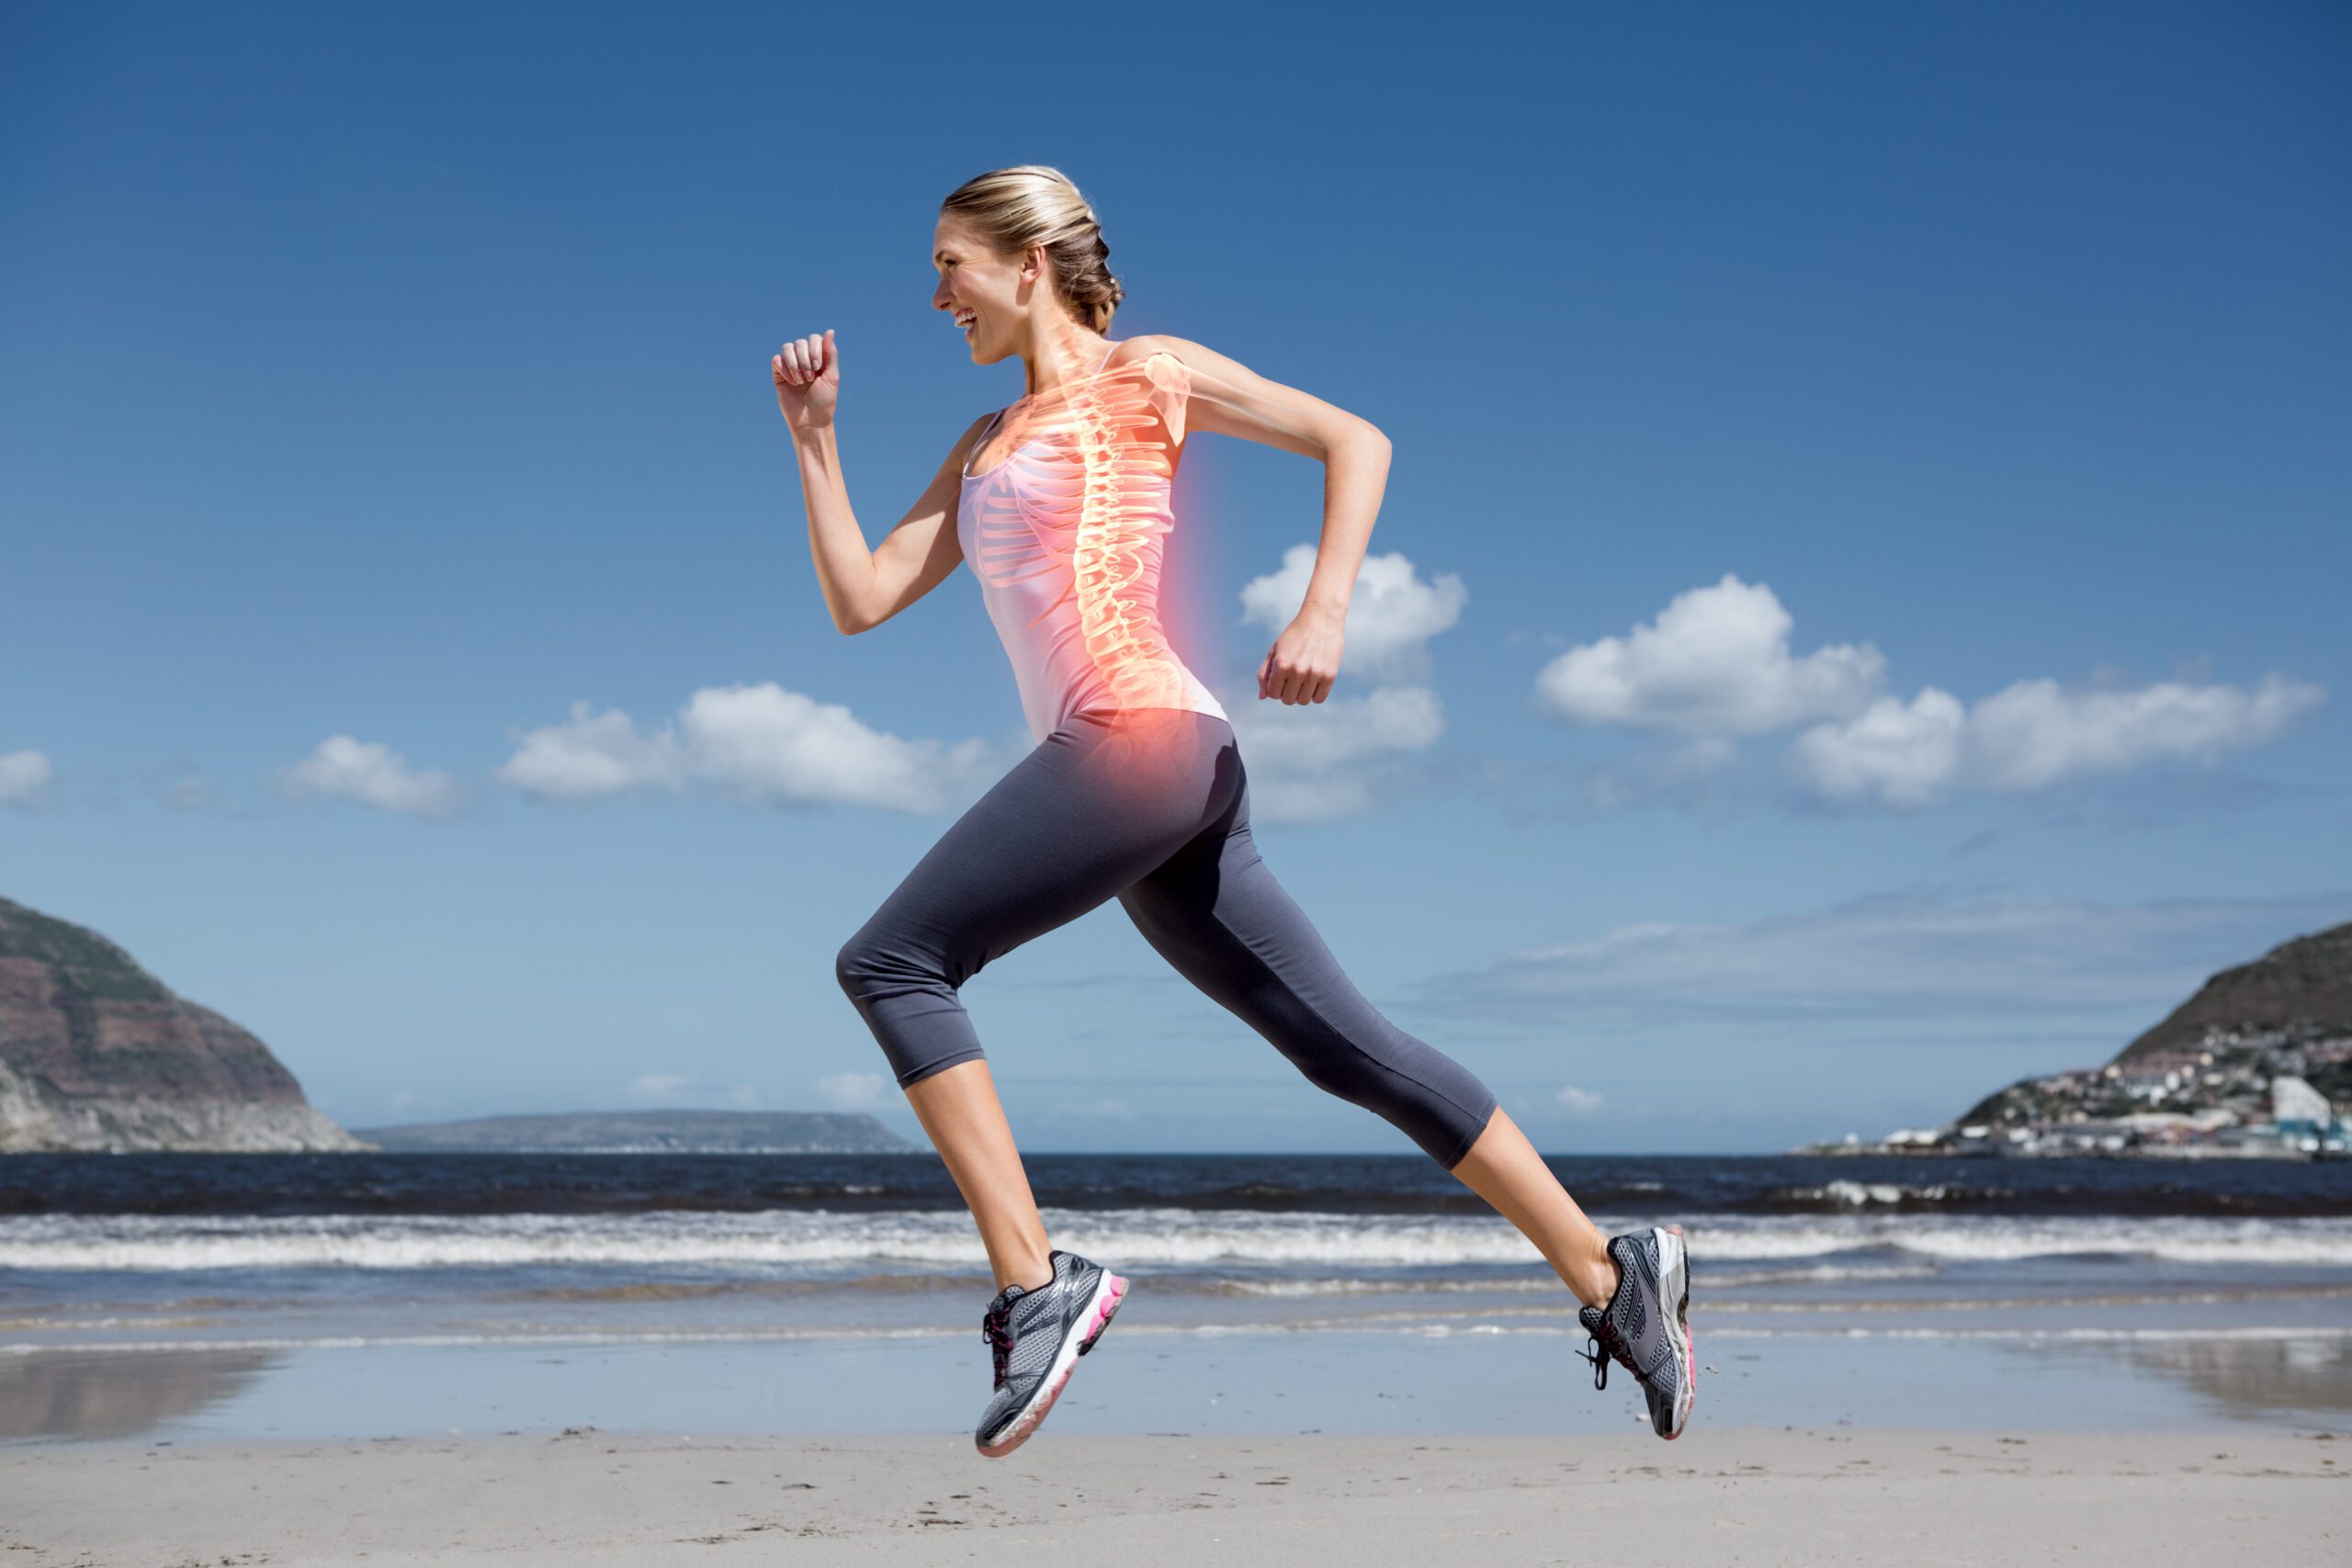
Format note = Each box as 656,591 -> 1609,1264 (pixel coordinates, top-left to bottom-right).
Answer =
957,340 -> 1230,743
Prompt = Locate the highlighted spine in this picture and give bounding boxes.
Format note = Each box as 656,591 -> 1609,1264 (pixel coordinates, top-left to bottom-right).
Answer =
1069,354 -> 1190,713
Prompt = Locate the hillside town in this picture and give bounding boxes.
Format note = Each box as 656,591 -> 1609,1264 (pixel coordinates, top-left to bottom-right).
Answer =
1812,1022 -> 2351,1158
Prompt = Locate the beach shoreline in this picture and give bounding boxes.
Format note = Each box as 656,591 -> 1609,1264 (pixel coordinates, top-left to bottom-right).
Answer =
10,1325 -> 2352,1447
6,1426 -> 2344,1566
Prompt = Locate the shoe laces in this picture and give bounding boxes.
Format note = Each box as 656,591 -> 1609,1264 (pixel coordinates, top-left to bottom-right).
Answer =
1576,1313 -> 1635,1393
980,1301 -> 1016,1389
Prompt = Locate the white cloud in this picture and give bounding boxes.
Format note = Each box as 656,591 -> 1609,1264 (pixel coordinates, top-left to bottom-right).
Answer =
1239,543 -> 1467,684
0,750 -> 52,808
1554,1084 -> 1603,1113
1227,547 -> 1464,822
1537,576 -> 2323,808
501,683 -> 994,814
1533,575 -> 1885,737
1792,673 -> 2324,807
815,1071 -> 890,1110
1227,684 -> 1444,775
1965,672 -> 2324,791
680,684 -> 987,811
1225,685 -> 1445,822
627,1074 -> 698,1101
275,736 -> 462,818
1788,688 -> 1967,807
621,1074 -> 760,1109
1421,891 -> 2351,1032
498,703 -> 684,800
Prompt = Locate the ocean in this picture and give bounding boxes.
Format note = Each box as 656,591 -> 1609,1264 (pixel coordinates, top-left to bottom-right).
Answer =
6,1152 -> 2350,1442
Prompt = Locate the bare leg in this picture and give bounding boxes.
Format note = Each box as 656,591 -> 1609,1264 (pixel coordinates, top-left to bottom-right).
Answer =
902,1059 -> 1056,1295
1448,1106 -> 1622,1309
910,1067 -> 1617,1307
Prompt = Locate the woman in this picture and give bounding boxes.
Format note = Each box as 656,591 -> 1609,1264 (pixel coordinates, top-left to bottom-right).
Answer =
772,165 -> 1693,1456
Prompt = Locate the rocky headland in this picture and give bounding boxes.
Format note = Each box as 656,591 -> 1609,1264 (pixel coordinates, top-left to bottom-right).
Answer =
1808,920 -> 2352,1157
0,895 -> 368,1153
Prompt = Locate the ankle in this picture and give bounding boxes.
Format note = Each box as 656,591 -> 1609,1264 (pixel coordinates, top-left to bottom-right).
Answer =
995,1255 -> 1055,1294
1572,1248 -> 1622,1312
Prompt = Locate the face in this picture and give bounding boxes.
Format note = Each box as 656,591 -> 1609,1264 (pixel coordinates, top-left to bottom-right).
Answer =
932,214 -> 1029,365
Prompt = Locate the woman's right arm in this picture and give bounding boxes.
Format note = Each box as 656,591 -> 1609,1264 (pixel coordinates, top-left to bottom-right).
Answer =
774,329 -> 980,636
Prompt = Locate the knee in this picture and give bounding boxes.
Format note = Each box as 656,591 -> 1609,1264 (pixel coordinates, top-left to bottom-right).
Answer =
835,925 -> 948,1003
833,929 -> 891,1000
1276,1032 -> 1378,1108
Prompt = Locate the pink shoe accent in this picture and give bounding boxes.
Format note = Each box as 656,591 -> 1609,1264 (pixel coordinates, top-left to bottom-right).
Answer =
1665,1225 -> 1695,1440
1081,1274 -> 1126,1347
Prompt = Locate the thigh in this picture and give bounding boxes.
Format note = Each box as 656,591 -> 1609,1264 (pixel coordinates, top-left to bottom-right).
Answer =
1118,773 -> 1421,1064
1116,775 -> 1363,1028
1118,759 -> 1499,1164
852,712 -> 1234,987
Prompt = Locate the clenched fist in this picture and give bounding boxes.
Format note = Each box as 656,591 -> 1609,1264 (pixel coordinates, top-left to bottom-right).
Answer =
774,328 -> 839,434
1257,604 -> 1346,705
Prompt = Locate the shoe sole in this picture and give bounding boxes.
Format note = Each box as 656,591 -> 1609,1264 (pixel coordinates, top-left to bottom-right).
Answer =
975,1270 -> 1128,1459
1656,1224 -> 1695,1440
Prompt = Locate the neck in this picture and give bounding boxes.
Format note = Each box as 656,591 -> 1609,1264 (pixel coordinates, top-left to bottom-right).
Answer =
1018,329 -> 1111,400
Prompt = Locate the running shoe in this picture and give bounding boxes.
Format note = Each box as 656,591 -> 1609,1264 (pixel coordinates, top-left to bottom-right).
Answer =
974,1248 -> 1128,1458
1576,1224 -> 1695,1439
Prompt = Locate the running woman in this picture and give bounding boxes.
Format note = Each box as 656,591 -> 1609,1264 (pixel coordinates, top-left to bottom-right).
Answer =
772,165 -> 1694,1454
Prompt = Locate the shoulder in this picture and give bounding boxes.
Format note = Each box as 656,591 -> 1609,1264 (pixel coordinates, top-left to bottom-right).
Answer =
1114,333 -> 1251,372
949,405 -> 1001,466
1109,333 -> 1264,389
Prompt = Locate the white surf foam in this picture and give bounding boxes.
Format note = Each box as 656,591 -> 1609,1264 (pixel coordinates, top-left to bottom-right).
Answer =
5,1208 -> 2352,1272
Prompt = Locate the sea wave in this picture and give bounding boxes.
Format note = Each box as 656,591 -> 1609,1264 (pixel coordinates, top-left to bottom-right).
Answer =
8,1207 -> 2352,1273
1771,1181 -> 1994,1208
9,1322 -> 2351,1357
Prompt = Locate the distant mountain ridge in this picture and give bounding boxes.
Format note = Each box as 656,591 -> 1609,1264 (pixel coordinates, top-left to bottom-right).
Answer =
2115,922 -> 2352,1064
0,895 -> 367,1153
351,1109 -> 916,1154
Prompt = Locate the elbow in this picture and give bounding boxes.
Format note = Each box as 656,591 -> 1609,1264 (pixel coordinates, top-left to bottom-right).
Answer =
831,595 -> 873,637
832,574 -> 883,636
1335,420 -> 1390,464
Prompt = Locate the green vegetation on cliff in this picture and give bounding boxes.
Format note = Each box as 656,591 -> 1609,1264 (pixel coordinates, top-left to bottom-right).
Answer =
0,897 -> 170,1004
2116,923 -> 2352,1064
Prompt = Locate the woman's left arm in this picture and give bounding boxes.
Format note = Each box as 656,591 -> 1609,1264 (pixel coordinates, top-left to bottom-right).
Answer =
1140,335 -> 1390,705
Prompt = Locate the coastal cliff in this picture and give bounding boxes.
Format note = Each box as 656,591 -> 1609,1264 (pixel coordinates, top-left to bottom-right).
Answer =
0,896 -> 368,1153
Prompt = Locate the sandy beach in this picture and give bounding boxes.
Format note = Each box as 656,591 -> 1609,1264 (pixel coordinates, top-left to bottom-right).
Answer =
4,1426 -> 2344,1566
10,1151 -> 2349,1562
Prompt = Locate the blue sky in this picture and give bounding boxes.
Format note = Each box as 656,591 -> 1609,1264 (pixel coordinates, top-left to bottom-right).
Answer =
4,1 -> 2346,1155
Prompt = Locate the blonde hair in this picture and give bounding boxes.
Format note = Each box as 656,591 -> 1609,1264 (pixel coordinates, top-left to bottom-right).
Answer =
940,165 -> 1124,333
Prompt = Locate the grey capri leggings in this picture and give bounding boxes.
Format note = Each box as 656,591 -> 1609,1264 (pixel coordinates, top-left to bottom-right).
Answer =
834,706 -> 1500,1170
